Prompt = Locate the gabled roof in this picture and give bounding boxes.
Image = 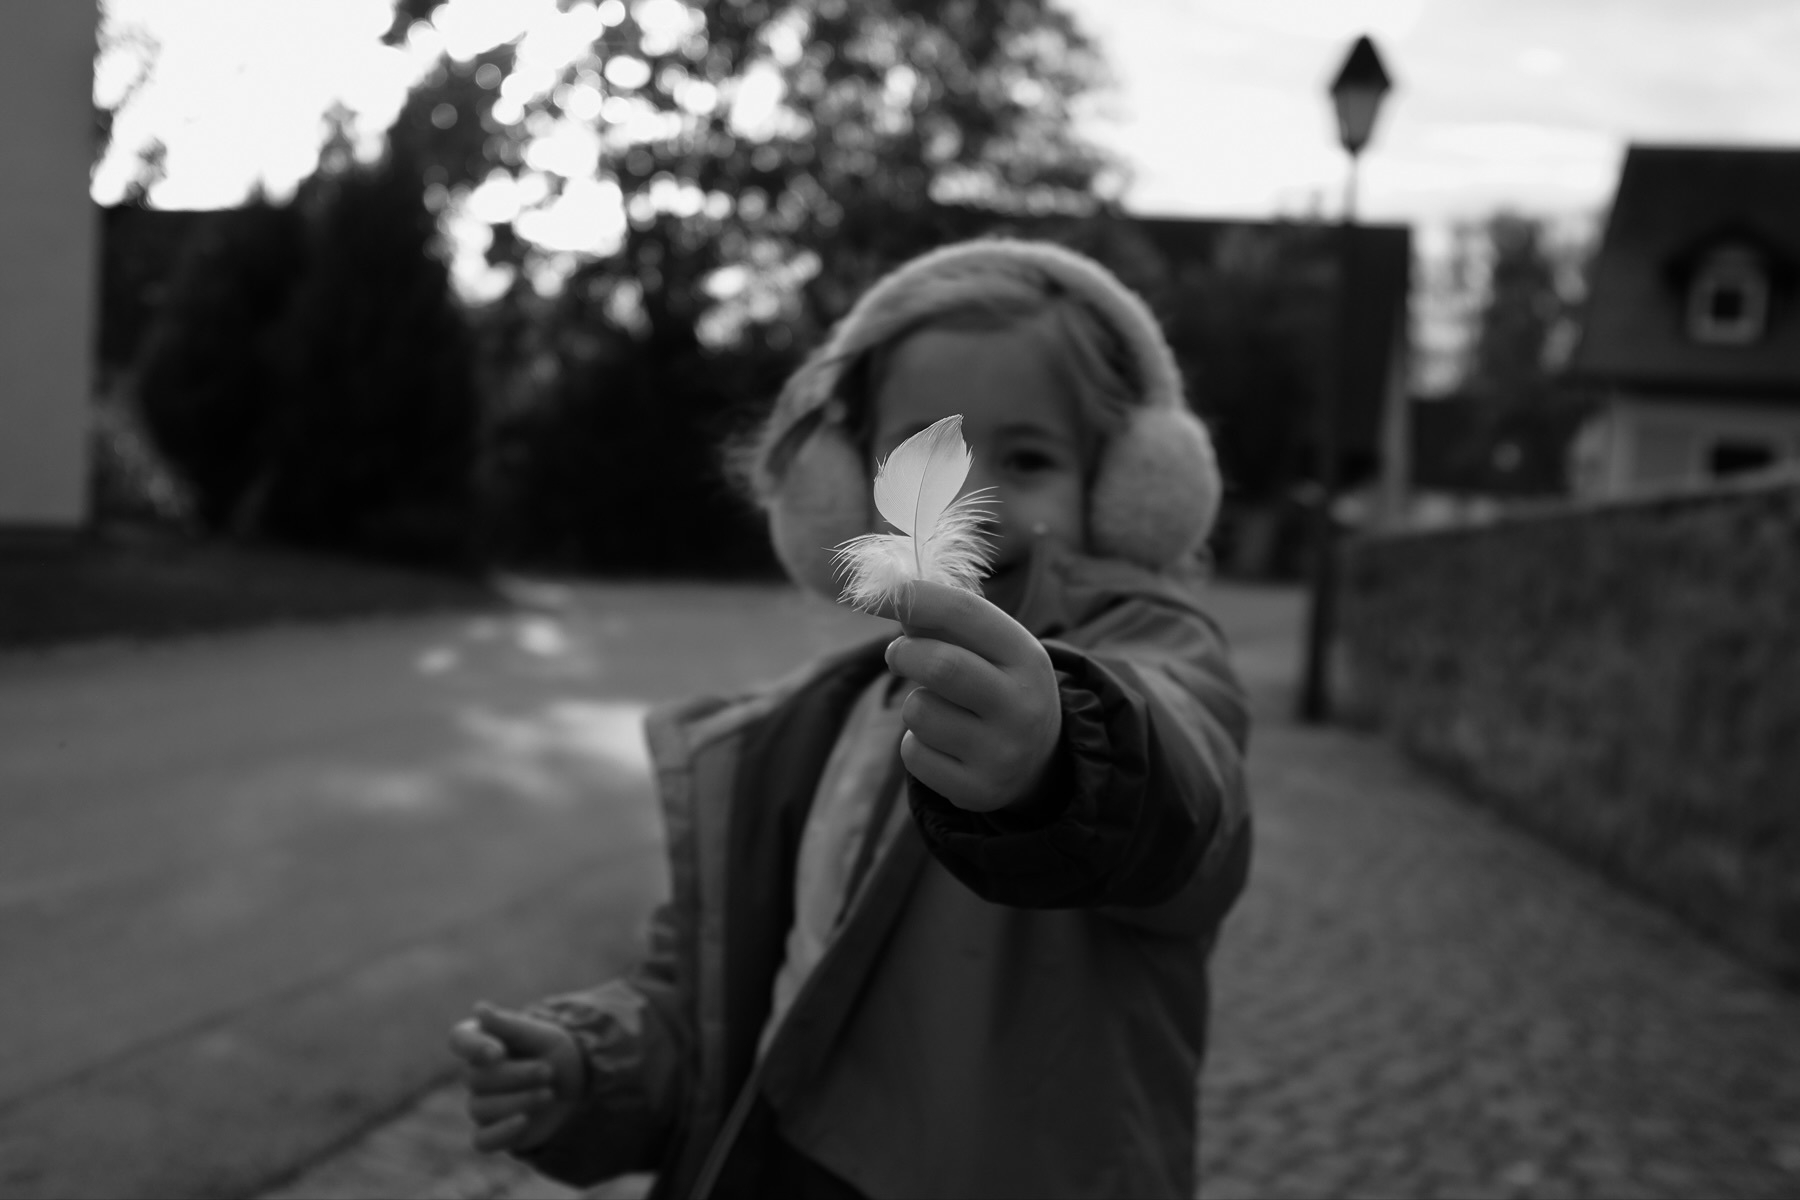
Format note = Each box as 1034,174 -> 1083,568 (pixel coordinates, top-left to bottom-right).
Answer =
1566,144 -> 1800,396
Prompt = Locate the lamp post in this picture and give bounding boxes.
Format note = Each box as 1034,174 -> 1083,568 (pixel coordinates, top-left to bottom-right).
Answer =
1298,34 -> 1392,724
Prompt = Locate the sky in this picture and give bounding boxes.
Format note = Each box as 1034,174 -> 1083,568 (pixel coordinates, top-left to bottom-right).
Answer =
1060,0 -> 1800,232
92,0 -> 1800,232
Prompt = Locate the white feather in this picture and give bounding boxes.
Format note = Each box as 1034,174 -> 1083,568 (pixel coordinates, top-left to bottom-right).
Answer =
832,414 -> 996,610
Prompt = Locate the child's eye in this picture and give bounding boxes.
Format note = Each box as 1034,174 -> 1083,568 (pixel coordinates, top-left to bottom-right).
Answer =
1003,450 -> 1058,474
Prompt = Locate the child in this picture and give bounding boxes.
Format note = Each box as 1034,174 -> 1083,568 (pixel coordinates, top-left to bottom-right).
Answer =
448,239 -> 1252,1199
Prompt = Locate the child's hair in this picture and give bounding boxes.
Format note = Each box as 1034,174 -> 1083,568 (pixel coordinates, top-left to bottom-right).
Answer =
829,280 -> 1138,469
731,238 -> 1221,597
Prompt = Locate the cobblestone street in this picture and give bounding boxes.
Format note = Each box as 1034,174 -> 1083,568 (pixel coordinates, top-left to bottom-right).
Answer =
261,586 -> 1800,1200
1198,715 -> 1800,1199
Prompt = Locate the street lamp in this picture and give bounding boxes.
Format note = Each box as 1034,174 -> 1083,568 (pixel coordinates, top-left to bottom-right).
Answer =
1298,35 -> 1392,724
1330,36 -> 1393,159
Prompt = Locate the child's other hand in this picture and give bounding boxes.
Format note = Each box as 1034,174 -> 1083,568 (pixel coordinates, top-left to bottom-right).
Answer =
881,580 -> 1062,813
448,1003 -> 583,1154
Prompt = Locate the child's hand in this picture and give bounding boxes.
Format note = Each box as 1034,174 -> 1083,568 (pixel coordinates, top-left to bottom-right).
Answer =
881,580 -> 1062,813
448,1003 -> 583,1154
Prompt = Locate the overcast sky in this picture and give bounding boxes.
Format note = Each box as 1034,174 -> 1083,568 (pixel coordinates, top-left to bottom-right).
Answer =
93,0 -> 1800,235
1063,0 -> 1800,230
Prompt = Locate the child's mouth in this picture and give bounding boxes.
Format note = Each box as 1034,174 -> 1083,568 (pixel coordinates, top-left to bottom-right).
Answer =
980,558 -> 1028,613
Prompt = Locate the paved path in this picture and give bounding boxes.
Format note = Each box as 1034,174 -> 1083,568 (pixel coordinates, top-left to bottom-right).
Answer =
0,584 -> 885,1199
283,582 -> 1800,1199
25,582 -> 1799,1199
266,582 -> 1800,1200
1199,683 -> 1800,1199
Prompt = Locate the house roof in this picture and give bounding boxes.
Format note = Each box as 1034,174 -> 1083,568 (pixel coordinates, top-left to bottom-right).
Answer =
1567,144 -> 1800,397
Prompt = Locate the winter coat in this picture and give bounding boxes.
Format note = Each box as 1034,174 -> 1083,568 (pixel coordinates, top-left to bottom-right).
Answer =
517,543 -> 1253,1199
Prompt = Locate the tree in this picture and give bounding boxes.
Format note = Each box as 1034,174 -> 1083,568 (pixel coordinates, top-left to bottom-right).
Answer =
123,0 -> 1118,573
1458,212 -> 1591,407
1432,211 -> 1597,497
133,199 -> 308,532
134,121 -> 480,564
392,0 -> 1117,571
247,133 -> 481,564
1156,222 -> 1336,505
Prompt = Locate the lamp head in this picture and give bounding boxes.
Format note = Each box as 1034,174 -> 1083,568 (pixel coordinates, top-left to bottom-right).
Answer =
1330,35 -> 1393,155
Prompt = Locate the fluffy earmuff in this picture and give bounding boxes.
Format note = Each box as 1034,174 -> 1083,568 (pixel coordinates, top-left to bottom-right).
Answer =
756,238 -> 1222,599
1089,405 -> 1221,568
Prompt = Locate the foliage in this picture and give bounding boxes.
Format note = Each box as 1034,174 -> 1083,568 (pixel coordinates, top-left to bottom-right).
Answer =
250,139 -> 481,563
90,388 -> 198,529
396,0 -> 1116,571
92,11 -> 163,199
1433,212 -> 1595,494
134,132 -> 480,565
99,207 -> 218,386
114,0 -> 1122,573
1450,212 -> 1593,405
133,200 -> 308,532
1154,224 -> 1337,504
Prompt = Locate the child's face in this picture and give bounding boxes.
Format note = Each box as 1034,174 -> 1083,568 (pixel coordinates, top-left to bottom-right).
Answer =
870,324 -> 1089,588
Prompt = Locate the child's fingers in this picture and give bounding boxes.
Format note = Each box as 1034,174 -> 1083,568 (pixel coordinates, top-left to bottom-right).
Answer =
448,1019 -> 506,1066
900,729 -> 985,809
475,1004 -> 568,1057
899,685 -> 982,762
471,1112 -> 531,1154
886,636 -> 1007,717
469,1089 -> 554,1126
888,581 -> 1037,669
467,1058 -> 555,1095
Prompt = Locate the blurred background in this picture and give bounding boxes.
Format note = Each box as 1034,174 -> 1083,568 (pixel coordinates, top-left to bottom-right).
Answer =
18,0 -> 1800,580
4,2 -> 1800,1198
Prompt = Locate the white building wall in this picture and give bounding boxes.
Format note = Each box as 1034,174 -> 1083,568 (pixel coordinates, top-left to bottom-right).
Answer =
1625,395 -> 1800,491
0,1 -> 96,528
1572,393 -> 1800,499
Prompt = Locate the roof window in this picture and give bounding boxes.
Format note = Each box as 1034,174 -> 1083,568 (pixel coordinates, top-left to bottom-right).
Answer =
1687,244 -> 1768,345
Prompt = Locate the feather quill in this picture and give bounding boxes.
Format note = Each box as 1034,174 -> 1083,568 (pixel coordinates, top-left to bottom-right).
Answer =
832,413 -> 996,610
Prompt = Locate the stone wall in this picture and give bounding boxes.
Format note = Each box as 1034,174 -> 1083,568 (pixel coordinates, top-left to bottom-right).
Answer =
1339,475 -> 1800,983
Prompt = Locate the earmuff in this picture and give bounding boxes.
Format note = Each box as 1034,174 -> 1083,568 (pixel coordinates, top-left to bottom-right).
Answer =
757,239 -> 1222,601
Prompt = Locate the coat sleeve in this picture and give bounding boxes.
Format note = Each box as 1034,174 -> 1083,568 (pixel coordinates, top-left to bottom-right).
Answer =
510,900 -> 695,1187
907,596 -> 1251,935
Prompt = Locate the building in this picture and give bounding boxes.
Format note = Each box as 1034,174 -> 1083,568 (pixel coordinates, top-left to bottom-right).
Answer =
1565,145 -> 1800,498
92,204 -> 1413,577
1,1 -> 98,534
1384,391 -> 1587,528
1103,216 -> 1413,573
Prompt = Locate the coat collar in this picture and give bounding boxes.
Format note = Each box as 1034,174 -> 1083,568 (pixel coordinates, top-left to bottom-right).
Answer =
1006,539 -> 1214,640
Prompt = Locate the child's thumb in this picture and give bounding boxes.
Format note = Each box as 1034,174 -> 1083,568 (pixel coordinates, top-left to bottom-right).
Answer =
474,1004 -> 564,1056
